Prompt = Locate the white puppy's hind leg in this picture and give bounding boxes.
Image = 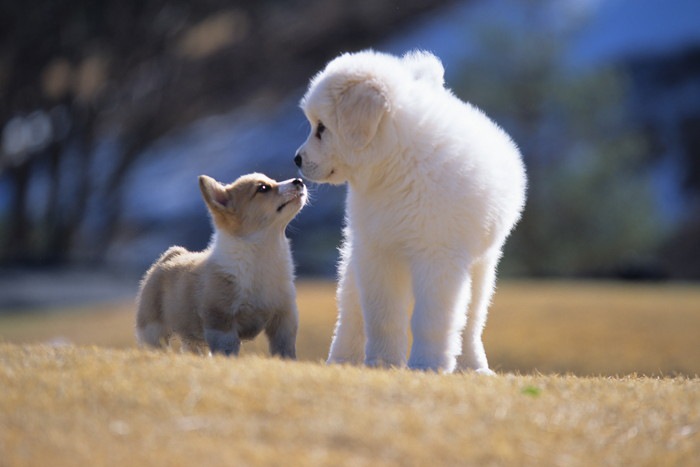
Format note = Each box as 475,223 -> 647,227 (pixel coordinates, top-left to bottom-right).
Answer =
408,259 -> 472,373
359,254 -> 411,369
328,261 -> 366,365
457,254 -> 500,375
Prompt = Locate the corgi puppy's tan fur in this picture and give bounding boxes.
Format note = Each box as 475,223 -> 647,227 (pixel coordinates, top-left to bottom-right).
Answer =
136,173 -> 307,357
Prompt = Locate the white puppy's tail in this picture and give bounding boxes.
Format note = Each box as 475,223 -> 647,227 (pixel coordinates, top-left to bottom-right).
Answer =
402,50 -> 444,88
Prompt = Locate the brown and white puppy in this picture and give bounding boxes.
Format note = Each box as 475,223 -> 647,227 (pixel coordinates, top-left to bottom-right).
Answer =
136,173 -> 307,358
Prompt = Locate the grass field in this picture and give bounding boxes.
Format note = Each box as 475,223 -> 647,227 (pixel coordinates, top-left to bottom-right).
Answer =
2,280 -> 699,376
1,280 -> 699,465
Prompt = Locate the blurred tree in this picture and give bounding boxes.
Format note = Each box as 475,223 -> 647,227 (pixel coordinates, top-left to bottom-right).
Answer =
627,50 -> 700,279
0,0 -> 454,265
453,15 -> 666,277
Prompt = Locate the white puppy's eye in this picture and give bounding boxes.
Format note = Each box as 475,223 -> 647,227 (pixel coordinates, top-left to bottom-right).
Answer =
315,121 -> 326,139
257,183 -> 271,194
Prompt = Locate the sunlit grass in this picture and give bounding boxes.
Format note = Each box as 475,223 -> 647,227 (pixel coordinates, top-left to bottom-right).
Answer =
1,344 -> 698,466
1,280 -> 699,465
1,280 -> 698,376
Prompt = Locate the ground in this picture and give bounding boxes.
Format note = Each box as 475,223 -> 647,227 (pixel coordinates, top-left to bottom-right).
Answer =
1,280 -> 699,465
2,280 -> 698,376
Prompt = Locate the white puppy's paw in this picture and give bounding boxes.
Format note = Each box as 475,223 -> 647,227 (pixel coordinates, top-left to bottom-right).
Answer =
408,351 -> 457,374
407,363 -> 445,373
455,365 -> 497,376
327,357 -> 362,366
408,362 -> 455,374
365,358 -> 407,370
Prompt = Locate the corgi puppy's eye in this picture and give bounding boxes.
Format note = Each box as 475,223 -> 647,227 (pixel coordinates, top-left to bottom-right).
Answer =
315,121 -> 326,139
257,183 -> 271,194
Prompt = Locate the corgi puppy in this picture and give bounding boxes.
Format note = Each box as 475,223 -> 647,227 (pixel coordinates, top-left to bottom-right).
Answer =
136,173 -> 307,358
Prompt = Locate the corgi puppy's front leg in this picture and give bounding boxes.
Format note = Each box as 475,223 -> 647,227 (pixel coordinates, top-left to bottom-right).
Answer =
204,328 -> 240,356
265,307 -> 299,359
202,307 -> 240,356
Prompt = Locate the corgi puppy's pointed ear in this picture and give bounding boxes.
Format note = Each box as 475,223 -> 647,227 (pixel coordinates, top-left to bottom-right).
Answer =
199,175 -> 229,210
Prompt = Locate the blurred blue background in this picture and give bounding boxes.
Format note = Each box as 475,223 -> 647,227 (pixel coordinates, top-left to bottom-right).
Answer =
1,0 -> 700,308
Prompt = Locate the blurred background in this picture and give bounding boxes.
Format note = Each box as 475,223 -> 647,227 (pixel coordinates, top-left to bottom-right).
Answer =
1,0 -> 700,310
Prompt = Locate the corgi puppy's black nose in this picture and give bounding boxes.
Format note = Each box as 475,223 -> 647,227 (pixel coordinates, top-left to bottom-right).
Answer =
294,154 -> 302,167
292,178 -> 304,187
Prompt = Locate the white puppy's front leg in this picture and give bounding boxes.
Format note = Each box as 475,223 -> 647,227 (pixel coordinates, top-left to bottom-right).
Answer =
408,259 -> 472,373
328,256 -> 366,365
358,252 -> 411,369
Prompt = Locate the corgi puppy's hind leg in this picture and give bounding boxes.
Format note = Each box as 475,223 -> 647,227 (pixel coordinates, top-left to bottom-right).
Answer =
136,246 -> 187,348
136,283 -> 168,348
136,322 -> 169,348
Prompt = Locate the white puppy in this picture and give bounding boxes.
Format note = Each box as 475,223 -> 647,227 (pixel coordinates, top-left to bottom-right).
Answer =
295,50 -> 527,373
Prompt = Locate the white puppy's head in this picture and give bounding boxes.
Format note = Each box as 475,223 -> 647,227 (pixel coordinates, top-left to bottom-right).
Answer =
294,50 -> 445,185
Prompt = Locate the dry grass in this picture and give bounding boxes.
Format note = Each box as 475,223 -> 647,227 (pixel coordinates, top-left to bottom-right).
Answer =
1,280 -> 699,465
486,281 -> 700,377
1,345 -> 698,466
1,280 -> 699,376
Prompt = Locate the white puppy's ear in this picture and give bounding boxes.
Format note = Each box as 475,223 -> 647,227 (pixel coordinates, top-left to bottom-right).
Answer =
335,79 -> 389,149
402,51 -> 444,87
199,175 -> 229,210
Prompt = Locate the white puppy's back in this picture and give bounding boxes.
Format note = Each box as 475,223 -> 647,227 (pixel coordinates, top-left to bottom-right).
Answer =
401,50 -> 445,87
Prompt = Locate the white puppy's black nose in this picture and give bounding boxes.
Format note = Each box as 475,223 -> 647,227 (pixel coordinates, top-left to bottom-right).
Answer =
292,178 -> 304,187
294,153 -> 302,168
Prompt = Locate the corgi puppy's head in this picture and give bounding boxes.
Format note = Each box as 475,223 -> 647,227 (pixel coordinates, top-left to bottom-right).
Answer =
199,173 -> 307,237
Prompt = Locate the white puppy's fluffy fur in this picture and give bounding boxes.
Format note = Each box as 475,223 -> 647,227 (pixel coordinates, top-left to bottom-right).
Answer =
296,50 -> 527,373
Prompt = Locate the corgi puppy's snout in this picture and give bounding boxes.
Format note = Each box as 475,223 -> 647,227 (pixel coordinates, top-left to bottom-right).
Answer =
276,178 -> 306,213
